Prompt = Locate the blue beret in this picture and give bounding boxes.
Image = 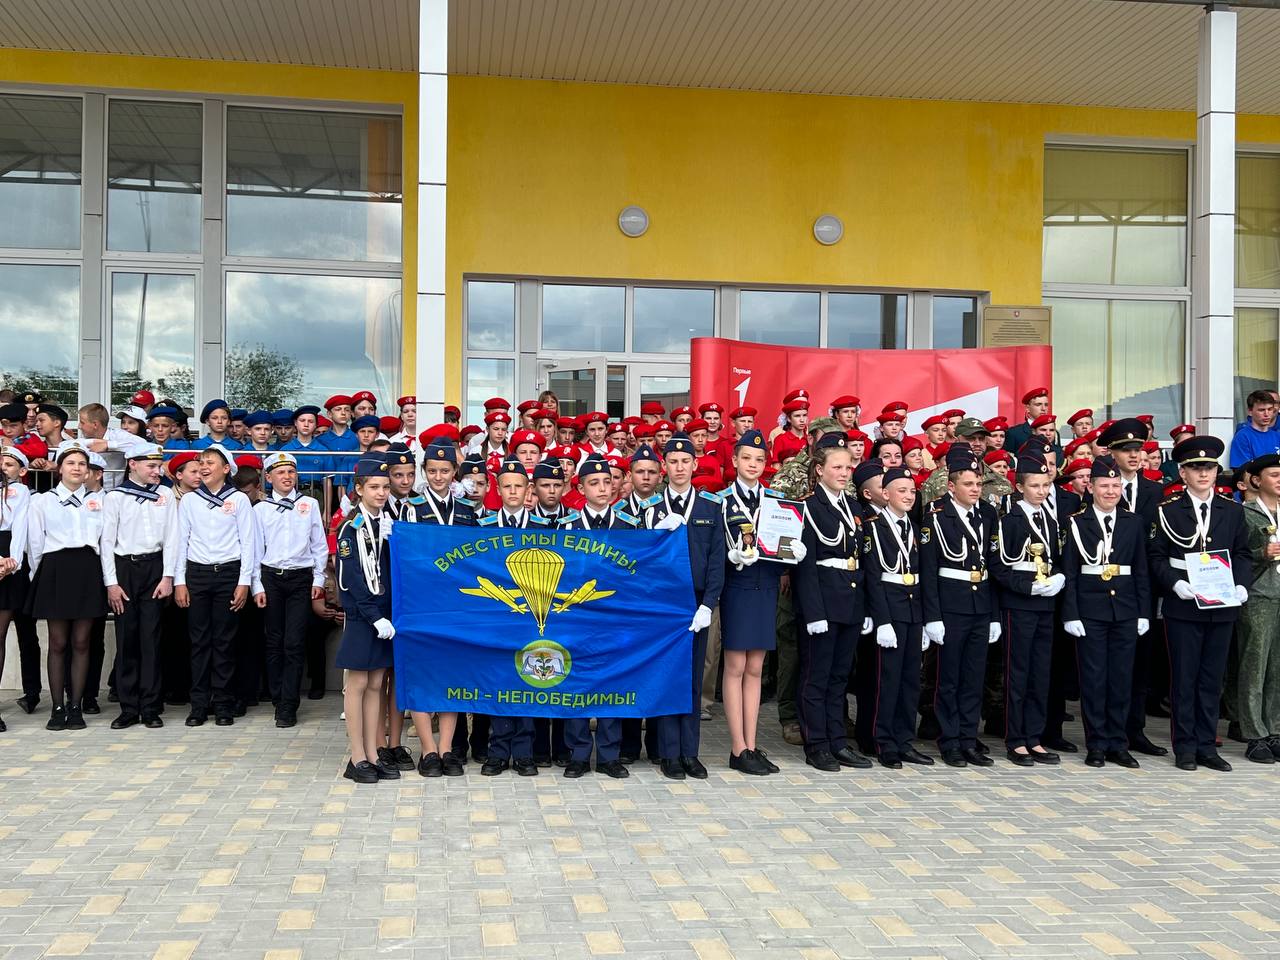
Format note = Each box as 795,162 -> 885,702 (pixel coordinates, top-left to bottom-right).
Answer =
579,455 -> 611,478
424,442 -> 457,463
497,458 -> 528,479
735,429 -> 766,451
352,415 -> 381,431
229,408 -> 248,421
271,408 -> 294,426
199,399 -> 229,423
458,456 -> 486,477
243,410 -> 273,428
631,443 -> 662,464
660,436 -> 694,459
533,460 -> 564,481
148,405 -> 182,421
291,405 -> 321,422
814,433 -> 847,451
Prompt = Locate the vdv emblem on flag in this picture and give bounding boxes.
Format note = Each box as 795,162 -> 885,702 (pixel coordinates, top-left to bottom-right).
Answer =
390,525 -> 696,717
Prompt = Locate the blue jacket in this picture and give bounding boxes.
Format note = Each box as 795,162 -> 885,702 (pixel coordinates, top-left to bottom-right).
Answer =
647,488 -> 726,609
1229,421 -> 1280,468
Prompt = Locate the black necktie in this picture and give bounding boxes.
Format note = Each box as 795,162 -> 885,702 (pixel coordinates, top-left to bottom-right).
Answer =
898,519 -> 908,540
744,490 -> 758,512
968,509 -> 977,527
1033,511 -> 1044,532
590,513 -> 605,530
672,494 -> 685,514
1200,502 -> 1209,524
1104,515 -> 1113,535
506,513 -> 519,526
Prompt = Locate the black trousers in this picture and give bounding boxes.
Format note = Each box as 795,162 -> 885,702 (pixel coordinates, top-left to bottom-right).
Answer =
1043,623 -> 1077,743
1165,618 -> 1233,757
853,632 -> 878,754
305,611 -> 330,695
262,567 -> 313,711
454,713 -> 491,759
1004,608 -> 1053,749
874,622 -> 922,754
658,625 -> 710,760
112,554 -> 166,719
1126,626 -> 1156,740
162,604 -> 191,704
983,628 -> 1005,729
186,562 -> 241,717
15,612 -> 42,698
797,620 -> 857,756
935,613 -> 989,752
533,718 -> 568,762
618,717 -> 659,760
1077,618 -> 1137,752
234,602 -> 264,706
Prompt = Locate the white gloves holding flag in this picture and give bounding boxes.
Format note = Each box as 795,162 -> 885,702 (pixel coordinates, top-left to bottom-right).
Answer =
688,604 -> 713,632
655,512 -> 685,531
1137,618 -> 1150,636
374,618 -> 396,640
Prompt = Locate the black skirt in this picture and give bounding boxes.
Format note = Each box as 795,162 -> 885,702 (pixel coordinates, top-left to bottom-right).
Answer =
0,530 -> 27,612
28,546 -> 108,620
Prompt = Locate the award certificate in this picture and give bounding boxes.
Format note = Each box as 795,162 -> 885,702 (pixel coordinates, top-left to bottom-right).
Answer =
757,499 -> 805,564
1185,550 -> 1240,610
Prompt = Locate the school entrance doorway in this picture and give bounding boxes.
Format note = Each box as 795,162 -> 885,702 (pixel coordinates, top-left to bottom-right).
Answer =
538,357 -> 690,421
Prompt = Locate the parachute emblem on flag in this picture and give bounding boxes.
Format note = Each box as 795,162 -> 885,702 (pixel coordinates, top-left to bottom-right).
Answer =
458,547 -> 617,636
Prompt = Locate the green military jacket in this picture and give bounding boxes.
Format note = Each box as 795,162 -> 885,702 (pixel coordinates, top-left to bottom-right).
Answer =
1243,500 -> 1280,601
919,463 -> 1012,507
771,450 -> 811,500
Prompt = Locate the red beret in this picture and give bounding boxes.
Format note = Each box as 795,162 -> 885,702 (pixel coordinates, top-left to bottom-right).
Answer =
510,429 -> 545,450
378,416 -> 401,434
829,395 -> 860,410
605,453 -> 628,472
686,418 -> 709,433
443,405 -> 460,417
1170,423 -> 1195,439
671,406 -> 693,419
876,412 -> 905,425
516,400 -> 540,414
782,389 -> 810,404
983,450 -> 1011,465
532,408 -> 557,423
324,394 -> 352,410
397,395 -> 416,408
729,406 -> 757,419
922,415 -> 947,429
131,389 -> 155,407
460,424 -> 482,438
846,430 -> 871,444
881,400 -> 908,413
166,451 -> 198,477
1021,387 -> 1049,404
582,411 -> 608,426
651,420 -> 675,432
633,423 -> 655,439
423,423 -> 460,443
483,397 -> 510,411
983,416 -> 1009,432
640,401 -> 665,416
941,408 -> 964,419
484,410 -> 511,426
351,391 -> 377,407
1030,414 -> 1057,428
1142,440 -> 1160,453
1064,457 -> 1093,475
607,422 -> 627,435
234,454 -> 263,470
1066,408 -> 1093,425
782,400 -> 810,415
901,436 -> 923,452
698,402 -> 724,415
316,415 -> 332,429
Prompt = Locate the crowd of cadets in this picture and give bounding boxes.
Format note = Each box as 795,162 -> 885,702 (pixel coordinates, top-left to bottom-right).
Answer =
1,383 -> 1276,780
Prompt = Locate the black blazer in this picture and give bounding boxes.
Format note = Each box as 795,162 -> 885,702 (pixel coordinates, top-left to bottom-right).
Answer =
862,511 -> 923,626
1148,493 -> 1251,623
1061,508 -> 1151,622
920,496 -> 998,621
990,504 -> 1061,612
793,489 -> 865,626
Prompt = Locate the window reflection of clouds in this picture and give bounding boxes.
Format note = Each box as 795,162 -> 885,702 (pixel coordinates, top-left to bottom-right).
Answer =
110,274 -> 196,402
467,281 -> 515,351
740,290 -> 819,347
542,284 -> 624,352
0,94 -> 83,249
464,358 -> 514,426
107,100 -> 202,254
633,288 -> 713,354
0,264 -> 80,380
225,273 -> 401,407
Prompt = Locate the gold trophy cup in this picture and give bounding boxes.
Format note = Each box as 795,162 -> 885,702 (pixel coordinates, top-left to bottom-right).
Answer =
1030,543 -> 1049,583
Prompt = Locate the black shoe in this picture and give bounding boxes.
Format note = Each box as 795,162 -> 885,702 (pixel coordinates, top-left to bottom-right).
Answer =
81,697 -> 100,715
472,751 -> 489,764
513,757 -> 539,776
680,756 -> 709,779
392,745 -> 414,770
533,754 -> 553,769
441,752 -> 465,776
806,750 -> 840,772
1006,749 -> 1035,767
1197,753 -> 1232,772
110,713 -> 140,730
660,758 -> 686,780
185,712 -> 206,727
418,752 -> 444,777
597,759 -> 630,779
374,760 -> 401,780
1042,736 -> 1078,753
1227,721 -> 1245,743
1128,735 -> 1168,757
878,751 -> 902,769
233,701 -> 247,718
1268,737 -> 1280,761
344,760 -> 379,784
1175,754 -> 1197,771
1029,747 -> 1059,765
65,704 -> 86,730
753,749 -> 780,773
0,715 -> 5,733
1105,749 -> 1140,769
480,758 -> 508,776
214,715 -> 234,727
17,695 -> 39,715
832,746 -> 872,769
275,710 -> 297,729
961,747 -> 994,767
900,746 -> 935,766
1085,749 -> 1106,768
308,689 -> 325,700
974,739 -> 990,756
618,752 -> 639,766
143,715 -> 164,729
941,748 -> 967,768
46,705 -> 67,731
730,750 -> 770,775
565,760 -> 591,778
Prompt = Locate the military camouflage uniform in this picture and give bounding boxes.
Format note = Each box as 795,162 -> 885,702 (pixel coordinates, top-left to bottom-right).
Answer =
919,462 -> 1012,507
1232,500 -> 1280,742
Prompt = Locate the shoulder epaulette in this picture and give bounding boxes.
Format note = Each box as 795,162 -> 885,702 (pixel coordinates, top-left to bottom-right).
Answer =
560,510 -> 582,525
699,490 -> 725,505
456,497 -> 476,508
638,493 -> 662,510
927,502 -> 943,514
408,495 -> 426,505
477,515 -> 498,526
1217,493 -> 1238,503
528,515 -> 551,527
1159,494 -> 1180,506
351,514 -> 364,529
614,510 -> 640,527
1072,504 -> 1089,517
762,487 -> 783,498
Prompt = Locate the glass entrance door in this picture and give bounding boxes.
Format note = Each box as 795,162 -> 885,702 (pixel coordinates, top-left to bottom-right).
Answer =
540,355 -> 608,417
626,363 -> 691,418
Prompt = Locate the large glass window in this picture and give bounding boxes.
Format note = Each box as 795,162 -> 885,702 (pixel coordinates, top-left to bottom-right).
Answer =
633,287 -> 714,353
0,264 -> 81,407
226,107 -> 402,262
110,272 -> 196,409
0,95 -> 82,250
1238,155 -> 1280,290
740,290 -> 819,347
1043,146 -> 1188,287
933,296 -> 979,349
827,293 -> 906,349
1235,307 -> 1279,421
225,272 -> 401,409
107,100 -> 202,254
465,358 -> 515,427
542,284 -> 624,352
1045,297 -> 1185,429
467,281 -> 516,351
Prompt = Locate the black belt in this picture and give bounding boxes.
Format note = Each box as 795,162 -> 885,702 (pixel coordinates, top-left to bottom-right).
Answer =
264,565 -> 311,577
189,560 -> 241,573
117,551 -> 162,563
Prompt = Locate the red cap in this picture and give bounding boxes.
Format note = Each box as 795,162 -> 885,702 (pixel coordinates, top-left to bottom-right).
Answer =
444,405 -> 460,417
622,416 -> 642,427
983,416 -> 1009,432
1063,438 -> 1084,458
686,418 -> 709,433
556,417 -> 578,429
1136,414 -> 1154,425
483,397 -> 510,411
941,408 -> 964,419
729,406 -> 757,420
351,390 -> 377,407
901,436 -> 923,452
983,450 -> 1011,465
324,394 -> 352,410
605,453 -> 628,472
698,401 -> 725,415
633,423 -> 655,439
316,415 -> 332,429
1064,457 -> 1093,475
378,416 -> 402,434
166,450 -> 198,477
460,424 -> 482,439
1169,423 -> 1195,439
1082,427 -> 1102,443
510,428 -> 545,450
397,395 -> 416,408
1021,387 -> 1049,404
652,420 -> 674,432
881,400 -> 908,413
1030,414 -> 1057,429
533,408 -> 557,423
548,444 -> 575,461
607,422 -> 627,436
640,401 -> 665,416
782,400 -> 810,415
1141,440 -> 1160,453
921,414 -> 947,429
829,395 -> 860,410
876,412 -> 905,425
671,406 -> 693,419
234,454 -> 263,470
1066,408 -> 1093,425
131,389 -> 155,407
846,430 -> 871,444
516,400 -> 540,414
422,423 -> 460,443
581,411 -> 608,426
484,410 -> 511,426
782,389 -> 810,405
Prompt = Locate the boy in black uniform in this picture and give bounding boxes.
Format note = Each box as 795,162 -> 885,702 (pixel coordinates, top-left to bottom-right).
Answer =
1061,456 -> 1151,768
1148,436 -> 1251,772
920,447 -> 1000,767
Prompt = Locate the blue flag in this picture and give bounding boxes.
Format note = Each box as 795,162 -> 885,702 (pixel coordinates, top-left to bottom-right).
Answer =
390,524 -> 696,717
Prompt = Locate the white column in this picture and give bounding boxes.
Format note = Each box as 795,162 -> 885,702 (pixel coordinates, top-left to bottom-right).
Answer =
1191,5 -> 1236,442
415,0 -> 448,423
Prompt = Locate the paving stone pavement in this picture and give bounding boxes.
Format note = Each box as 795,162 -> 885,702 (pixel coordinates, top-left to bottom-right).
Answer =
3,696 -> 1280,960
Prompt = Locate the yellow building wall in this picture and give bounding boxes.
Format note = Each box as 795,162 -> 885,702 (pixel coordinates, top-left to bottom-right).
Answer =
446,76 -> 1280,403
0,48 -> 418,389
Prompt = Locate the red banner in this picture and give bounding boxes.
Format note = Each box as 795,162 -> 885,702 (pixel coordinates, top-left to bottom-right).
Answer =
690,338 -> 1053,433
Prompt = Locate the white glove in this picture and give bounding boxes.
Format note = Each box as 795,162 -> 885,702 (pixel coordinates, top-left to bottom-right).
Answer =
1137,618 -> 1149,636
655,512 -> 685,531
876,624 -> 897,649
374,618 -> 395,640
688,604 -> 712,632
805,620 -> 829,636
1236,584 -> 1249,605
921,636 -> 930,652
737,546 -> 758,567
1030,580 -> 1049,597
789,540 -> 807,562
861,617 -> 874,635
923,621 -> 945,646
988,621 -> 1001,644
1063,620 -> 1086,638
1043,573 -> 1065,596
1173,580 -> 1196,601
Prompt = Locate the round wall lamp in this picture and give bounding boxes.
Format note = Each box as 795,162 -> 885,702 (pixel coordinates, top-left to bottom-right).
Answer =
813,214 -> 844,245
618,205 -> 649,238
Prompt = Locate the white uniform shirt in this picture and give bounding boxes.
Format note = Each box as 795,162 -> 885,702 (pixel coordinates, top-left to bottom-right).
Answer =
99,481 -> 179,586
251,490 -> 327,593
1,480 -> 31,566
26,483 -> 106,576
173,485 -> 257,587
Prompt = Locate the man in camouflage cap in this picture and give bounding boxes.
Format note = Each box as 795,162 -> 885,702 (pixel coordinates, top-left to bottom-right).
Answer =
920,417 -> 1012,506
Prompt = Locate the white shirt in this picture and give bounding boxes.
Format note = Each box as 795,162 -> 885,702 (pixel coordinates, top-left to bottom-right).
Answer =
251,490 -> 327,593
1017,498 -> 1050,531
1093,506 -> 1117,529
1,480 -> 31,565
174,485 -> 257,587
26,483 -> 105,576
498,507 -> 528,527
99,482 -> 179,585
1120,473 -> 1139,511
